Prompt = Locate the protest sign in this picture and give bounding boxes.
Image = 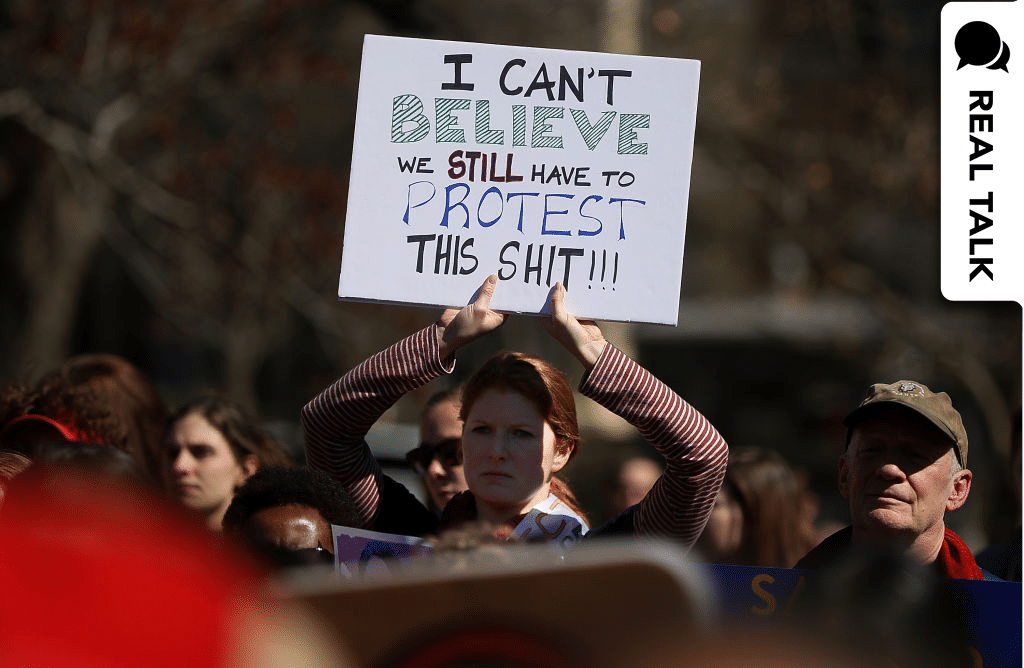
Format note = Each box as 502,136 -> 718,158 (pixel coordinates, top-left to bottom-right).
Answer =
331,524 -> 427,579
338,35 -> 700,325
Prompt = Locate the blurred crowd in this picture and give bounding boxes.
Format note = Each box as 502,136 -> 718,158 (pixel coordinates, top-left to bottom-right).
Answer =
1,282 -> 1019,668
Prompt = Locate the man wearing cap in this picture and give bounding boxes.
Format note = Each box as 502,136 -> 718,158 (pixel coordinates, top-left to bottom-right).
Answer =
795,380 -> 994,580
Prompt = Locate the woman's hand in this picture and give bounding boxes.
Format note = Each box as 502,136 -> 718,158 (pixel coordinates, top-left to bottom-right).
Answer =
436,274 -> 506,359
542,282 -> 607,370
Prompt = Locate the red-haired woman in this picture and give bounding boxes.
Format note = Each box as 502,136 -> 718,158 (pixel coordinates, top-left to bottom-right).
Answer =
302,275 -> 728,546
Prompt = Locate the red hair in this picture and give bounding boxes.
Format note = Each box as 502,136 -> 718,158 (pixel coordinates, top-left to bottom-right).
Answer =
459,352 -> 588,524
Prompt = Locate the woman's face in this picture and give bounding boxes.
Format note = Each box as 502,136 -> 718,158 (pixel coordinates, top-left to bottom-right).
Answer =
695,484 -> 744,563
461,388 -> 570,520
163,412 -> 254,524
418,399 -> 469,510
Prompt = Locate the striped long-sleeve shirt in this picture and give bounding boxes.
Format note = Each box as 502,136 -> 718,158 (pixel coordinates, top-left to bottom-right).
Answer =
301,324 -> 728,547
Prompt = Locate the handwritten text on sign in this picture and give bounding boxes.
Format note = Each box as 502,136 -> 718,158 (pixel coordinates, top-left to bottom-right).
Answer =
338,35 -> 700,324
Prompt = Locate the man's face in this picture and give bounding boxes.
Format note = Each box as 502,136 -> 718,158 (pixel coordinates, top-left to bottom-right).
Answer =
418,399 -> 469,510
840,407 -> 971,548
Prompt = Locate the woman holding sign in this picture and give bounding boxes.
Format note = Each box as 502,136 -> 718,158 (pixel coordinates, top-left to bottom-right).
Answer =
302,275 -> 727,546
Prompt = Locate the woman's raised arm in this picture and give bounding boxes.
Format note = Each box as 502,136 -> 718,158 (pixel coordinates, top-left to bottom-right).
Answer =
542,282 -> 728,545
301,275 -> 505,534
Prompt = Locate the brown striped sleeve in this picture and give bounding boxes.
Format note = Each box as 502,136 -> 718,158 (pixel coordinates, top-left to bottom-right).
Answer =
579,344 -> 728,548
300,324 -> 453,528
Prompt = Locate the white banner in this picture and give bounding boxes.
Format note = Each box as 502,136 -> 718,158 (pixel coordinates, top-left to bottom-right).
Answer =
338,35 -> 700,325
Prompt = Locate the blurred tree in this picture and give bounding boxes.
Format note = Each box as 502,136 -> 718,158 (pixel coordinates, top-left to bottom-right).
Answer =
641,0 -> 1018,458
0,0 -> 610,414
0,0 -> 453,409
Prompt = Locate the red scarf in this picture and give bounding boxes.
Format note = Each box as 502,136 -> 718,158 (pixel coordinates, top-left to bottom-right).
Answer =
937,527 -> 985,580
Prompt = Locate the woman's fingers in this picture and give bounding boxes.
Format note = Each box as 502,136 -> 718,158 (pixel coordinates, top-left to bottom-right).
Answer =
475,273 -> 497,309
543,283 -> 606,369
437,275 -> 505,358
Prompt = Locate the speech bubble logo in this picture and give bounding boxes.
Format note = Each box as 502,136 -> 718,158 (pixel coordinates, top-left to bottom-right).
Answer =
989,42 -> 1010,72
955,21 -> 1010,71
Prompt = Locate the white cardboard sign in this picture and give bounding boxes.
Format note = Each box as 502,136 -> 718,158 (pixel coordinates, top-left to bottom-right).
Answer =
338,35 -> 700,325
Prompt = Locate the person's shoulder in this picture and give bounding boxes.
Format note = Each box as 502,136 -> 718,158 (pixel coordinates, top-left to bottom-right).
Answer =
373,474 -> 439,537
975,528 -> 1022,582
980,566 -> 1008,581
793,526 -> 854,571
584,505 -> 638,539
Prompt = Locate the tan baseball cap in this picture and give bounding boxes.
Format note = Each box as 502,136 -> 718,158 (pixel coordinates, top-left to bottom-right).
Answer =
844,380 -> 968,466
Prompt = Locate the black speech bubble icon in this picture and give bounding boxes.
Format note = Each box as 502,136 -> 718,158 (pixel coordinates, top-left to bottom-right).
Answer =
988,42 -> 1010,72
955,21 -> 1002,69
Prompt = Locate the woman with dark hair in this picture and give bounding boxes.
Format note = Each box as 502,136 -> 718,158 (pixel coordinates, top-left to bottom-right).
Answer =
695,446 -> 818,568
303,275 -> 728,546
163,395 -> 292,530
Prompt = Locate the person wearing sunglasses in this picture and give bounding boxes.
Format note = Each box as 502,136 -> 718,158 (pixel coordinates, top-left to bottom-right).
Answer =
407,387 -> 469,513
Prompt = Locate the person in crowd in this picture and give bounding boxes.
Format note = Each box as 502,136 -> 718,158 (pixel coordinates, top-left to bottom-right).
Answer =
32,439 -> 151,488
695,446 -> 817,568
222,465 -> 361,569
791,547 -> 972,668
0,375 -> 122,455
608,454 -> 664,517
974,409 -> 1021,581
694,471 -> 743,565
302,275 -> 728,547
57,353 -> 170,482
794,380 -> 994,579
2,440 -> 155,525
163,395 -> 292,531
406,386 -> 469,513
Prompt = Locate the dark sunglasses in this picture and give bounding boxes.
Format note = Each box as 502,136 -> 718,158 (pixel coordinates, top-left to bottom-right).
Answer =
405,437 -> 462,473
